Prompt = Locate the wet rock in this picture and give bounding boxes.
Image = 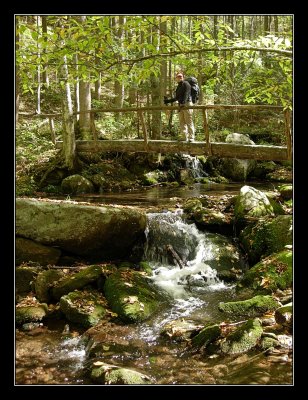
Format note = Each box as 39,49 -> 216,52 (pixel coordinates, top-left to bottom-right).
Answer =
275,303 -> 292,331
278,184 -> 292,200
161,319 -> 203,342
16,237 -> 61,266
16,266 -> 39,295
190,324 -> 221,349
60,289 -> 107,328
35,269 -> 64,303
61,174 -> 95,194
16,304 -> 48,325
237,250 -> 292,294
218,295 -> 280,318
16,198 -> 146,260
239,216 -> 292,265
259,337 -> 280,350
104,270 -> 164,323
90,362 -> 153,385
220,318 -> 263,354
52,265 -> 103,300
234,185 -> 274,221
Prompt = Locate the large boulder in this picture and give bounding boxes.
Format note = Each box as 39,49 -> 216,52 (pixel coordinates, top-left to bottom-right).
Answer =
218,295 -> 280,318
16,237 -> 61,266
60,289 -> 107,328
234,185 -> 274,221
237,250 -> 292,294
61,174 -> 95,194
239,215 -> 292,265
104,269 -> 164,323
220,133 -> 257,181
16,198 -> 146,260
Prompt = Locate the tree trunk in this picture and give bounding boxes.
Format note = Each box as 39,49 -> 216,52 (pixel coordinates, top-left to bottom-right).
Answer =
79,81 -> 91,138
274,16 -> 279,34
36,16 -> 41,114
61,55 -> 76,170
114,16 -> 125,120
15,16 -> 20,124
74,53 -> 80,122
42,16 -> 49,87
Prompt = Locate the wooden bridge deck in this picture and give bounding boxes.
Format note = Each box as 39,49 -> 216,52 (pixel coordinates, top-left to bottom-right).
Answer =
55,139 -> 288,161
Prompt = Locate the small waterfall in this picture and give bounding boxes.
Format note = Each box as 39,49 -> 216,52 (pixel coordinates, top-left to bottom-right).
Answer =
144,211 -> 231,300
183,155 -> 206,179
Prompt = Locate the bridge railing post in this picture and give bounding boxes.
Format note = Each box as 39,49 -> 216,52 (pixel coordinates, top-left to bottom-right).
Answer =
137,110 -> 148,151
284,108 -> 292,161
202,107 -> 211,155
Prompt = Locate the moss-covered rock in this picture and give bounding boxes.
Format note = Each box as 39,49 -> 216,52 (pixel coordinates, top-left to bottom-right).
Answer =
61,174 -> 95,194
16,304 -> 48,325
234,186 -> 274,221
275,303 -> 292,327
218,295 -> 280,318
60,289 -> 106,328
239,215 -> 292,265
220,318 -> 263,354
190,324 -> 221,348
52,265 -> 103,300
90,363 -> 152,385
194,209 -> 229,227
278,184 -> 293,200
182,198 -> 203,214
35,269 -> 64,303
139,261 -> 153,276
237,250 -> 292,294
259,337 -> 280,350
16,266 -> 39,295
103,270 -> 163,323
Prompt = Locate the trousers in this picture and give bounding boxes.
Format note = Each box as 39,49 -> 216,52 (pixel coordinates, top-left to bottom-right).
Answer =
178,102 -> 195,141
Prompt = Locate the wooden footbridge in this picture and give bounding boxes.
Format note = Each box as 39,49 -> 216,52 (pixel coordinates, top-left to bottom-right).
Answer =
30,104 -> 293,161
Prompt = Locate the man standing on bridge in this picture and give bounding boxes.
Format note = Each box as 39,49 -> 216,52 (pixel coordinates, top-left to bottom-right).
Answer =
164,73 -> 195,142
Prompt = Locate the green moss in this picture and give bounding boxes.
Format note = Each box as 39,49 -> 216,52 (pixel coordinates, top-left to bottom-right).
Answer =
60,289 -> 106,328
239,215 -> 292,265
104,270 -> 163,323
16,267 -> 39,295
260,337 -> 280,350
16,304 -> 48,325
52,265 -> 103,300
218,295 -> 280,317
238,250 -> 292,294
91,366 -> 151,384
191,324 -> 221,348
221,318 -> 263,354
183,198 -> 203,213
35,269 -> 64,303
139,261 -> 153,276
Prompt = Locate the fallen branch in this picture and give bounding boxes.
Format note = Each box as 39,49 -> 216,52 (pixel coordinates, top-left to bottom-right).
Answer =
166,244 -> 186,269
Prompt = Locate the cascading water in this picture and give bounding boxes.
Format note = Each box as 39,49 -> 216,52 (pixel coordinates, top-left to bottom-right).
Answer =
183,154 -> 207,179
136,211 -> 242,342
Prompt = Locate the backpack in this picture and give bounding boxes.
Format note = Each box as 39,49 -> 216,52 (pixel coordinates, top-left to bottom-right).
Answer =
185,77 -> 200,104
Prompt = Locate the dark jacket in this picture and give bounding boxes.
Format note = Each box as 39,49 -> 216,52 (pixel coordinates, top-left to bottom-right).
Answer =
169,81 -> 192,105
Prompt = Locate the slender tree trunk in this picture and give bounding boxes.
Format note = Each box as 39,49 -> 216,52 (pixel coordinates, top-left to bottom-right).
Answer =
42,16 -> 49,87
94,55 -> 101,101
61,55 -> 76,170
150,17 -> 161,139
36,16 -> 41,114
114,16 -> 125,119
15,16 -> 20,124
78,16 -> 91,138
274,16 -> 279,34
79,81 -> 91,138
74,53 -> 80,122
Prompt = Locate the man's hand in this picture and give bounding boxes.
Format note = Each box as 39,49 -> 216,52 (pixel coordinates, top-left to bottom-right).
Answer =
163,96 -> 169,105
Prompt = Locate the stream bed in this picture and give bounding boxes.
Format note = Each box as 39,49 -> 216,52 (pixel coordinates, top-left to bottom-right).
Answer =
15,182 -> 293,385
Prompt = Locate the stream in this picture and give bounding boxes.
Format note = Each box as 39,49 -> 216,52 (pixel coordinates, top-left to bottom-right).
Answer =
15,182 -> 292,385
